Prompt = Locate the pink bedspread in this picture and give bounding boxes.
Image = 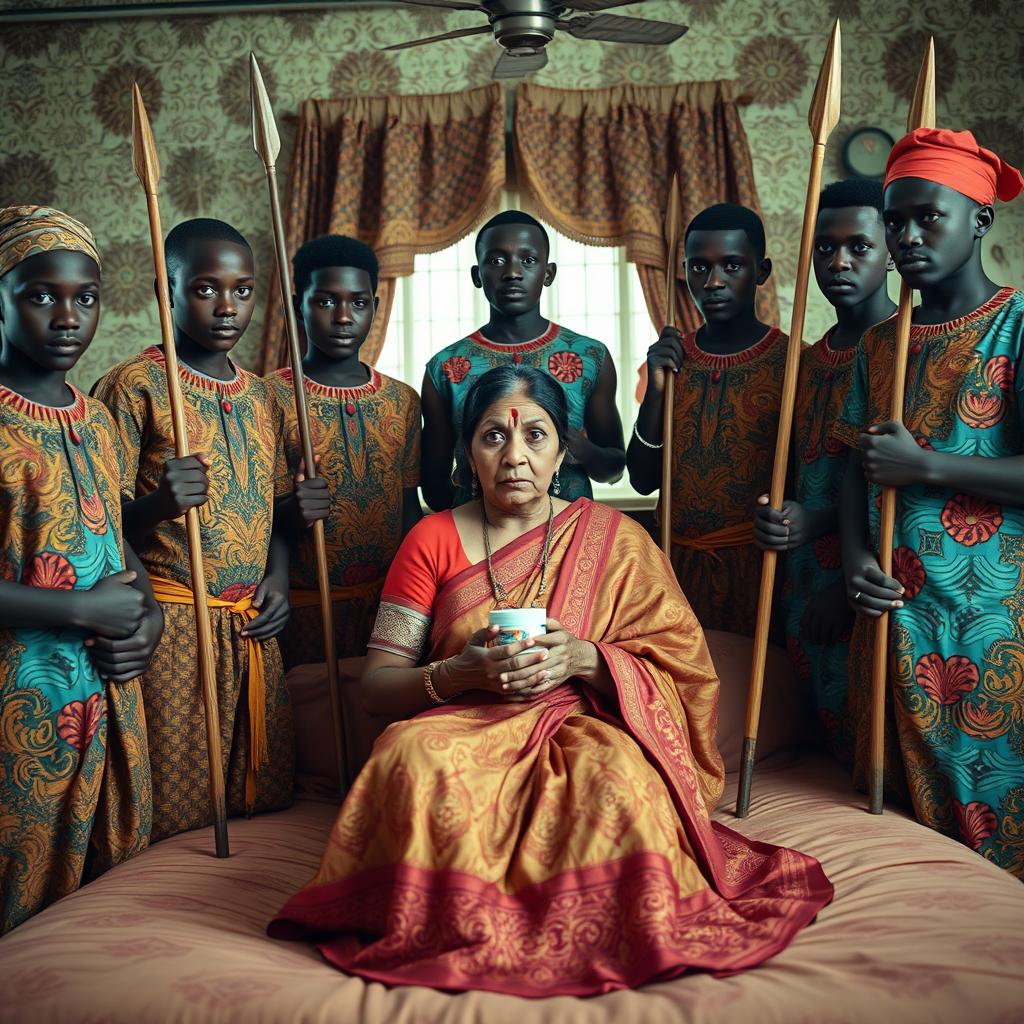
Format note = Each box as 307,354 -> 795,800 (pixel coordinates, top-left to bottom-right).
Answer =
2,754 -> 1022,1023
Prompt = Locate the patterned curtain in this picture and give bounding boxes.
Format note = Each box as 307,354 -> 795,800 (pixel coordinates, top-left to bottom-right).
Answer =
514,81 -> 777,368
257,84 -> 506,372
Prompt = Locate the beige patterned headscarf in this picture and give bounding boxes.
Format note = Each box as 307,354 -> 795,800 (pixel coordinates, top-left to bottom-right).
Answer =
0,205 -> 101,279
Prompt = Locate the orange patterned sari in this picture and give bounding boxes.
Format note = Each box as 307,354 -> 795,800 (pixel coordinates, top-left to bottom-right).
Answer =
269,499 -> 831,996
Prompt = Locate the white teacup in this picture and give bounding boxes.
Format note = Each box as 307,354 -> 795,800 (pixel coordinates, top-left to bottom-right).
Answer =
488,607 -> 547,646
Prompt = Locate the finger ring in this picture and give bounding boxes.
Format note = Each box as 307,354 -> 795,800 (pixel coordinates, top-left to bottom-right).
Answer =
853,591 -> 862,601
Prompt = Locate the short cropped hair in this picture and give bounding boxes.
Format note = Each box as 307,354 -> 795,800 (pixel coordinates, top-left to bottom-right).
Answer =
292,234 -> 379,296
819,178 -> 885,216
684,202 -> 766,259
474,210 -> 550,259
164,218 -> 251,283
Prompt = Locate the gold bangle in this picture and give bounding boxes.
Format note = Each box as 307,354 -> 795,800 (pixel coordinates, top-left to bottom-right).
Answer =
423,660 -> 446,705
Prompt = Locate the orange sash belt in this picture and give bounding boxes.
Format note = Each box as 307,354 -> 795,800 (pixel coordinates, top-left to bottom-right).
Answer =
672,522 -> 755,563
287,578 -> 384,608
149,575 -> 266,809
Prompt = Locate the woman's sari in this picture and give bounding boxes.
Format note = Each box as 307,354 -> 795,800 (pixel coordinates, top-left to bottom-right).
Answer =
269,498 -> 832,996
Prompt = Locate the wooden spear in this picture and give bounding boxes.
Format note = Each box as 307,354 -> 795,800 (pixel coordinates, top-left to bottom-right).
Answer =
736,21 -> 842,818
660,173 -> 681,556
250,54 -> 347,793
131,84 -> 229,857
868,40 -> 936,815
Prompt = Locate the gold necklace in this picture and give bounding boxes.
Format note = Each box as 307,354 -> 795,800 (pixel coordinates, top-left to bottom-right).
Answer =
482,496 -> 554,608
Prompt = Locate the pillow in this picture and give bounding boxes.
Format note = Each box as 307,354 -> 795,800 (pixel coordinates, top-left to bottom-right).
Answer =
704,630 -> 807,773
285,657 -> 395,800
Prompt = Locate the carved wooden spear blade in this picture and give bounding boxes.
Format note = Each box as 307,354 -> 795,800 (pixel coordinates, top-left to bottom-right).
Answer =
131,83 -> 229,857
249,53 -> 348,794
250,53 -> 281,168
736,20 -> 842,817
868,38 -> 936,815
660,172 -> 681,557
131,82 -> 160,193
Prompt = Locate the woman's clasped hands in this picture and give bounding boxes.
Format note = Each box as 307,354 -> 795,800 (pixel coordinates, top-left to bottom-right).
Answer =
444,618 -> 586,702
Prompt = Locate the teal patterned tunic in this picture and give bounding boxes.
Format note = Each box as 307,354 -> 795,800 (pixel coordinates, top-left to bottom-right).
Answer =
834,287 -> 1024,879
787,331 -> 858,764
426,322 -> 609,505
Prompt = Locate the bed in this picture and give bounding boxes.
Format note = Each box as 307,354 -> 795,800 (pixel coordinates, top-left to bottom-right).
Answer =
2,636 -> 1022,1024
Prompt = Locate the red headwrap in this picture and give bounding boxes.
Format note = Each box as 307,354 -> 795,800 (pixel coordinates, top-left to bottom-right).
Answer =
884,128 -> 1024,205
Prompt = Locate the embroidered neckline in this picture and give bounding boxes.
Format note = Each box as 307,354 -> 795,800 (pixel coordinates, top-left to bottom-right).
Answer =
0,382 -> 87,422
278,365 -> 382,399
469,321 -> 561,354
681,326 -> 782,368
909,287 -> 1016,340
817,327 -> 859,367
143,345 -> 249,396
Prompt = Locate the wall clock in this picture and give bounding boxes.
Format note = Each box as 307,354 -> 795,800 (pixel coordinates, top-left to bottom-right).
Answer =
842,127 -> 896,179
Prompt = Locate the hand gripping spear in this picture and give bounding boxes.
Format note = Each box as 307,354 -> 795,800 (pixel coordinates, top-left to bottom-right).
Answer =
868,40 -> 936,815
250,54 -> 347,794
131,84 -> 230,857
660,173 -> 682,557
736,22 -> 842,818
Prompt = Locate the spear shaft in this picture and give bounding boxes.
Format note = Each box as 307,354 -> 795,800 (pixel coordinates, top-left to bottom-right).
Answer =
660,173 -> 681,556
132,83 -> 229,857
736,21 -> 842,817
868,40 -> 936,815
250,54 -> 347,793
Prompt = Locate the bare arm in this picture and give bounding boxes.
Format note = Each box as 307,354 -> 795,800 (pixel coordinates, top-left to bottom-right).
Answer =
626,327 -> 682,494
572,355 -> 626,484
420,372 -> 457,511
401,486 -> 423,536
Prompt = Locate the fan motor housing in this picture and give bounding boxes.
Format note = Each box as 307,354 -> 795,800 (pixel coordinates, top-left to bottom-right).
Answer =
485,0 -> 556,52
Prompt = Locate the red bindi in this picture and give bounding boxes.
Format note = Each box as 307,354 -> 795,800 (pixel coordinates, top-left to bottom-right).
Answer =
510,408 -> 519,424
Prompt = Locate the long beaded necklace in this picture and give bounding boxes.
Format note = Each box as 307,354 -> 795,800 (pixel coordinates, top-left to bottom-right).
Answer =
482,496 -> 554,608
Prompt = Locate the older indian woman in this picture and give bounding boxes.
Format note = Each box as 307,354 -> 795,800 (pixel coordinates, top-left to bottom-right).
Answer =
269,366 -> 832,996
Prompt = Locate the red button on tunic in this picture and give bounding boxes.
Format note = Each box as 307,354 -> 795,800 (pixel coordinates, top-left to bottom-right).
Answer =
825,370 -> 833,382
711,369 -> 722,383
345,402 -> 356,416
221,399 -> 233,414
910,343 -> 922,355
513,354 -> 523,365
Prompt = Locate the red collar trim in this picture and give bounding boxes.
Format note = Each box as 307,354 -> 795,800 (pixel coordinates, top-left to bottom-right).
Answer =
0,382 -> 87,422
277,365 -> 382,399
681,326 -> 783,368
909,287 -> 1016,340
817,327 -> 859,367
469,321 -> 560,354
143,345 -> 249,396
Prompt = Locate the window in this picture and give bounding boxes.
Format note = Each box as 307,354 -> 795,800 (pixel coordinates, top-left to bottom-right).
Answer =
378,220 -> 656,502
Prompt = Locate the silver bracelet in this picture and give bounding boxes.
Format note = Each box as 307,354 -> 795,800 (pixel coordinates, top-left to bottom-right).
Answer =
632,420 -> 663,450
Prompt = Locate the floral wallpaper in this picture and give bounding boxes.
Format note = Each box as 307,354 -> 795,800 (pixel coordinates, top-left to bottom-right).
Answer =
1,0 -> 1022,388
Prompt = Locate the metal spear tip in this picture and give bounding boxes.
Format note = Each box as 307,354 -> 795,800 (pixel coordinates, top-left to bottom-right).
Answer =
250,52 -> 281,168
131,81 -> 160,193
907,37 -> 936,132
807,19 -> 841,145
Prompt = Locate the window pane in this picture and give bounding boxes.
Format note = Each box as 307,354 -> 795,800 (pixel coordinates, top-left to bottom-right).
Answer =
379,222 -> 658,502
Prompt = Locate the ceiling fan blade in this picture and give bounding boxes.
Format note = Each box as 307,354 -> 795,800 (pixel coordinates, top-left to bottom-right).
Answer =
391,0 -> 484,11
560,0 -> 647,11
559,13 -> 688,45
383,24 -> 492,51
492,47 -> 549,80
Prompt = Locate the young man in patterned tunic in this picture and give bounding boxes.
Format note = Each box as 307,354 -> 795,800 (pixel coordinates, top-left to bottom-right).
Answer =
753,179 -> 896,763
627,203 -> 787,637
0,205 -> 162,931
93,219 -> 318,841
421,211 -> 626,509
267,235 -> 421,669
834,129 -> 1024,877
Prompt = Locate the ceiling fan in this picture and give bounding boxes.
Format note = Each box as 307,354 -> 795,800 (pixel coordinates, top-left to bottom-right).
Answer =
383,0 -> 689,80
